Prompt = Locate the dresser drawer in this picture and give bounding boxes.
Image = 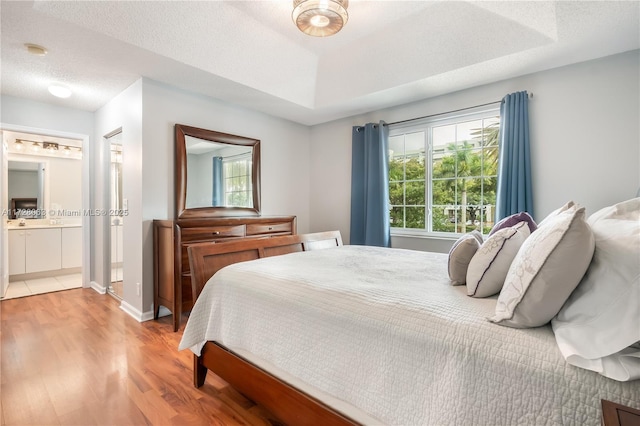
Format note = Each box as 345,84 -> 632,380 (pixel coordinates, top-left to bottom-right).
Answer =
154,216 -> 295,332
181,225 -> 245,243
246,222 -> 293,236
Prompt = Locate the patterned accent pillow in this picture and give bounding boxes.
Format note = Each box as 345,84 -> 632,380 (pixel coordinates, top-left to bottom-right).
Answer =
448,230 -> 483,285
466,222 -> 530,298
537,200 -> 575,228
488,211 -> 537,236
490,205 -> 595,328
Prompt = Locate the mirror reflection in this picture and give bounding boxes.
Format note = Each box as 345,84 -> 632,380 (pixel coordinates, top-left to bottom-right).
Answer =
109,132 -> 124,297
185,136 -> 253,209
7,160 -> 45,219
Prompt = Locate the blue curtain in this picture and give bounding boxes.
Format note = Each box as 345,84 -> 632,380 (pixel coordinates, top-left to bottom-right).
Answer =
496,91 -> 533,221
212,156 -> 224,206
350,121 -> 391,247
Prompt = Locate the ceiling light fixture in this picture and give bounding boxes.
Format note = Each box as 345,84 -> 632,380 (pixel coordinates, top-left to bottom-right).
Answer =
48,84 -> 72,98
292,0 -> 348,37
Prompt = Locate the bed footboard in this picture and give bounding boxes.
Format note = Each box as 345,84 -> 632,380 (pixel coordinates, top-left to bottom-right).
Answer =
195,342 -> 357,426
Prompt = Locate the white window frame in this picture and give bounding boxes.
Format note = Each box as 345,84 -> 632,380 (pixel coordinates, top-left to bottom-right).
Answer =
389,106 -> 500,239
223,153 -> 253,207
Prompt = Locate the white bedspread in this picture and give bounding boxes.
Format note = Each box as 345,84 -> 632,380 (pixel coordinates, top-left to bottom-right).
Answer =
179,246 -> 640,425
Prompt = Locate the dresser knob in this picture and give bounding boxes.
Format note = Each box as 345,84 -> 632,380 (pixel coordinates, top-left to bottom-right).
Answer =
268,227 -> 273,230
212,231 -> 220,235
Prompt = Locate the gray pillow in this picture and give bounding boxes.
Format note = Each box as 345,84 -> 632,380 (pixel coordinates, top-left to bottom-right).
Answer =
490,205 -> 595,328
489,211 -> 537,236
448,230 -> 483,285
467,221 -> 530,298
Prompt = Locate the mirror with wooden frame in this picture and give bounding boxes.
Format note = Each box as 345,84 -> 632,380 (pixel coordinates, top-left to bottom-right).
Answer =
175,124 -> 261,219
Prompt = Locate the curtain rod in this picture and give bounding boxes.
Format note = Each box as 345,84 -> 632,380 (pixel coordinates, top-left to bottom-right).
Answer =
387,92 -> 533,127
219,152 -> 250,160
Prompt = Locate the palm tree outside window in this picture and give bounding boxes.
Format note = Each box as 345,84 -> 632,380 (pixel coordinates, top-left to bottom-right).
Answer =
389,109 -> 500,236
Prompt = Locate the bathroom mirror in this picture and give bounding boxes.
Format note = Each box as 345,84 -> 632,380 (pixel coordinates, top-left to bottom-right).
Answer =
175,124 -> 260,219
7,160 -> 45,219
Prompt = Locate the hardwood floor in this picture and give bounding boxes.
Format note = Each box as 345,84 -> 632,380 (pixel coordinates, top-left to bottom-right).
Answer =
0,288 -> 281,426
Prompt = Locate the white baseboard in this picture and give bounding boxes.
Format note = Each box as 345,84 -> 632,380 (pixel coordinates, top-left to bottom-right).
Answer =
119,300 -> 154,322
90,281 -> 107,294
141,310 -> 155,322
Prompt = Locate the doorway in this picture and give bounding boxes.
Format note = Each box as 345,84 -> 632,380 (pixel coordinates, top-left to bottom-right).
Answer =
1,129 -> 86,300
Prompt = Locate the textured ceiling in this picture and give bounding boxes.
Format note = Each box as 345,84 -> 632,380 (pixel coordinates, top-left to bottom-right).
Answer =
1,1 -> 638,125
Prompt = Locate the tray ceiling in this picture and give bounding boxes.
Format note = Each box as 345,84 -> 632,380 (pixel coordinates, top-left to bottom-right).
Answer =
1,1 -> 638,125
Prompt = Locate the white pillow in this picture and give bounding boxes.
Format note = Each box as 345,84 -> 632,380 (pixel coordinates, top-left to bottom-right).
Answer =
552,198 -> 640,381
466,222 -> 529,298
490,205 -> 594,328
537,200 -> 575,228
448,230 -> 483,285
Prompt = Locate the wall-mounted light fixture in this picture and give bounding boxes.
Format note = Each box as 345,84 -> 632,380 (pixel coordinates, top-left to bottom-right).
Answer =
44,142 -> 59,151
13,139 -> 82,158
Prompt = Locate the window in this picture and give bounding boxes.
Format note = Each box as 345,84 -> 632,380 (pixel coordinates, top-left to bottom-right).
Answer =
223,154 -> 252,207
389,109 -> 500,236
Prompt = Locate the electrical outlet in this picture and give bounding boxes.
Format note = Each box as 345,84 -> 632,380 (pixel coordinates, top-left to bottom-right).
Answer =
136,282 -> 140,296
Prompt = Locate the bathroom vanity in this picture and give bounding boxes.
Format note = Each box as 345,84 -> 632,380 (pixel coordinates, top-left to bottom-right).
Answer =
8,223 -> 82,276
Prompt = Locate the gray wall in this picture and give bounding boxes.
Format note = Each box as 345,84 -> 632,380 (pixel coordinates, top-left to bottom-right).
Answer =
309,50 -> 640,252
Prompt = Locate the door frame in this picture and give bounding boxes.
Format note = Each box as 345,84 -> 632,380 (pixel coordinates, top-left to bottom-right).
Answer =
0,123 -> 91,292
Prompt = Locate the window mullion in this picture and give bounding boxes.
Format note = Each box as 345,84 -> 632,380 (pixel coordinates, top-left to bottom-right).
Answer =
426,126 -> 433,233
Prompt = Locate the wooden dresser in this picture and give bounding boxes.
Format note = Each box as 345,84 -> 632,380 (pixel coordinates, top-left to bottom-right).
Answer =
153,215 -> 296,331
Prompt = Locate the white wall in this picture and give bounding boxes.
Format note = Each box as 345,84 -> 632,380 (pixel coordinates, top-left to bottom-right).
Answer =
94,80 -> 144,316
309,50 -> 640,251
141,79 -> 312,223
1,96 -> 94,137
133,79 -> 311,318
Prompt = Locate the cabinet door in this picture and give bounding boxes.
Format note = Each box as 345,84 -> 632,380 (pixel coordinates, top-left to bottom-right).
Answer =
8,230 -> 26,275
61,227 -> 82,269
26,228 -> 62,273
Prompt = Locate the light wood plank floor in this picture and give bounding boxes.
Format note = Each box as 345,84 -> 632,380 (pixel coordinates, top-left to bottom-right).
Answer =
1,288 -> 281,426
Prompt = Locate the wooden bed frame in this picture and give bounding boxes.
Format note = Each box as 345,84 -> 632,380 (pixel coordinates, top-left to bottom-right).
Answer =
187,231 -> 358,426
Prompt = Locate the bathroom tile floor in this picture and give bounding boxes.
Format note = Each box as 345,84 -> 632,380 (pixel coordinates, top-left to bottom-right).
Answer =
1,273 -> 82,300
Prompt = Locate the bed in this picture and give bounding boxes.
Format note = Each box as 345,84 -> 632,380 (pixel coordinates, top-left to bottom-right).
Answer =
179,231 -> 640,425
